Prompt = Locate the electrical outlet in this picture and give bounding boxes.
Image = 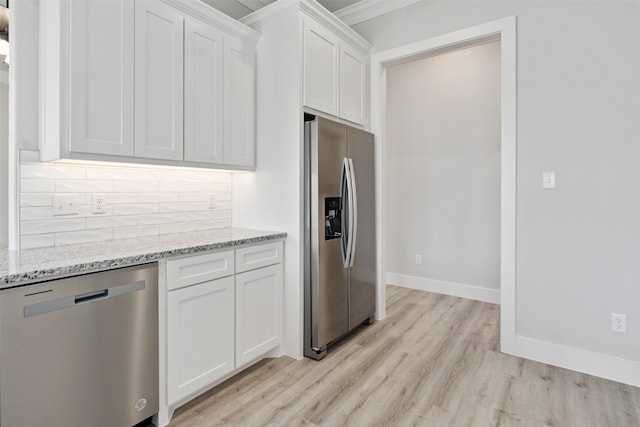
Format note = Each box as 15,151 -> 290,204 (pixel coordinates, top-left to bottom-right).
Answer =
543,171 -> 556,189
415,254 -> 423,265
92,194 -> 106,214
208,193 -> 217,210
53,194 -> 79,216
611,313 -> 627,333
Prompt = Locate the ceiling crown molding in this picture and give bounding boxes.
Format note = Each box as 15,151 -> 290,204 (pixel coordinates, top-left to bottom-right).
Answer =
334,0 -> 422,26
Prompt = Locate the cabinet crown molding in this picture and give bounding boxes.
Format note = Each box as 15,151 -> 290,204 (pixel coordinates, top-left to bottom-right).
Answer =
241,0 -> 371,53
163,0 -> 260,44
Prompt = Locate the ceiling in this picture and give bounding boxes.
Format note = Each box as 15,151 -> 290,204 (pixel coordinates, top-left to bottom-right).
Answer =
200,0 -> 363,20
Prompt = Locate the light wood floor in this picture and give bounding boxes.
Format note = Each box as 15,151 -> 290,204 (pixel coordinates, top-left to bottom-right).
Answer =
168,285 -> 640,426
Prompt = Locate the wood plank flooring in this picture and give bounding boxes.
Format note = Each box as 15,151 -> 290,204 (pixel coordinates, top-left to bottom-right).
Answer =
168,285 -> 640,426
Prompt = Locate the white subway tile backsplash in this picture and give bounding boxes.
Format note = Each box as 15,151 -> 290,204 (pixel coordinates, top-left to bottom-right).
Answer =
137,213 -> 187,225
21,179 -> 55,193
55,229 -> 114,246
21,234 -> 55,249
158,202 -> 200,213
113,203 -> 159,215
20,206 -> 54,221
21,164 -> 86,179
56,179 -> 113,193
19,161 -> 233,248
21,193 -> 54,207
106,193 -> 139,204
113,225 -> 160,240
22,218 -> 86,235
138,192 -> 182,203
113,180 -> 159,193
85,167 -> 138,181
179,193 -> 210,202
86,215 -> 138,230
158,222 -> 199,234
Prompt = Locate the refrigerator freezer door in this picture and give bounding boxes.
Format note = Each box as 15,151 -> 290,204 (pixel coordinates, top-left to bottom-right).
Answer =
347,126 -> 376,329
310,117 -> 349,349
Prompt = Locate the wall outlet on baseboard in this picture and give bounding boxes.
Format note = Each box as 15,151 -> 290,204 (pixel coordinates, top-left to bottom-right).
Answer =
611,313 -> 627,333
415,254 -> 422,265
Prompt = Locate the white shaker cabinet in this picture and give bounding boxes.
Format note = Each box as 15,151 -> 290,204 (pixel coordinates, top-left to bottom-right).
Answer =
303,17 -> 340,118
68,0 -> 134,157
339,43 -> 367,125
184,18 -> 225,164
161,240 -> 283,425
302,13 -> 369,126
235,241 -> 284,367
40,0 -> 259,170
134,1 -> 184,161
223,37 -> 256,167
166,276 -> 235,405
235,264 -> 282,367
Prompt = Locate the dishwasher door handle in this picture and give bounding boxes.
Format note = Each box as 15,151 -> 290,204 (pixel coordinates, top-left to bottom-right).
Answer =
75,289 -> 109,304
24,280 -> 146,318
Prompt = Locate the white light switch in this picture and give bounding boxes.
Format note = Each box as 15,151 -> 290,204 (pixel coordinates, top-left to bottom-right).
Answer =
543,172 -> 556,189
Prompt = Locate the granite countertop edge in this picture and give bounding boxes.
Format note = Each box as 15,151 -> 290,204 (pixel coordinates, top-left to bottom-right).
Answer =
0,228 -> 287,288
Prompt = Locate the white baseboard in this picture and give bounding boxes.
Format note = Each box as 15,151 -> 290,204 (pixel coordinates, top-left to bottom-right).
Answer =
511,335 -> 640,388
386,272 -> 500,304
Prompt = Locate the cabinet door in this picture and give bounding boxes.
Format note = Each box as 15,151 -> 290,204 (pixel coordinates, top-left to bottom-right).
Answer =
167,276 -> 235,405
184,18 -> 224,164
69,0 -> 134,156
135,1 -> 184,161
223,36 -> 256,168
339,44 -> 366,125
303,18 -> 340,116
235,264 -> 282,367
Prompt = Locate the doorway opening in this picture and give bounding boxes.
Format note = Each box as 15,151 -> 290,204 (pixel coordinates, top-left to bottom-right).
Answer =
370,17 -> 517,353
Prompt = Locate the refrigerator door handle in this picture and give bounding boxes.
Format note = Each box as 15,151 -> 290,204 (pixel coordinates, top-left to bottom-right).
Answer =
348,158 -> 358,267
340,158 -> 351,268
344,157 -> 355,269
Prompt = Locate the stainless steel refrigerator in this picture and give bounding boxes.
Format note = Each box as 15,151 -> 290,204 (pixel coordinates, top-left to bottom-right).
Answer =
304,115 -> 376,360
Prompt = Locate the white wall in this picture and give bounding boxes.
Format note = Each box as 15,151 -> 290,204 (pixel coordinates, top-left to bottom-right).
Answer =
385,41 -> 500,293
356,1 -> 640,369
233,9 -> 304,359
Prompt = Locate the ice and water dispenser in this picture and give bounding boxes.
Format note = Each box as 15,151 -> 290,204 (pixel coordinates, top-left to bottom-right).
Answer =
324,197 -> 342,240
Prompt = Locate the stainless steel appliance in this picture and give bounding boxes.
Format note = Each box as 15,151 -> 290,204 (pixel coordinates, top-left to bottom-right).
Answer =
0,263 -> 159,427
304,115 -> 376,360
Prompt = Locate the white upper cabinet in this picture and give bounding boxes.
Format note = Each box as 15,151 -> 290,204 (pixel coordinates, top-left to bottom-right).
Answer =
303,18 -> 340,117
69,0 -> 134,157
339,44 -> 366,125
135,1 -> 184,161
301,8 -> 370,126
224,36 -> 256,167
184,18 -> 225,164
40,0 -> 259,170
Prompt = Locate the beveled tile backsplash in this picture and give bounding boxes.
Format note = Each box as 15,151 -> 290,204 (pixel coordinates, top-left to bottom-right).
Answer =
20,161 -> 233,249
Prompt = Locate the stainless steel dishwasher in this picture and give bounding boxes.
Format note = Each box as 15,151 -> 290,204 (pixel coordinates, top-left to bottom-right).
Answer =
0,263 -> 159,427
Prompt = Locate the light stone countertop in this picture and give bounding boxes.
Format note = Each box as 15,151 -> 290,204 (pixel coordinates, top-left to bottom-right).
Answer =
0,228 -> 286,289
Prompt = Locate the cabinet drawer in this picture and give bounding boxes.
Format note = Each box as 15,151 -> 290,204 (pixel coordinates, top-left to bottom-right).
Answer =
167,250 -> 234,290
235,241 -> 283,273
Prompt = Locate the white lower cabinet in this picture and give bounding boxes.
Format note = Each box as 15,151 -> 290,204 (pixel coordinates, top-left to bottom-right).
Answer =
162,240 -> 283,425
236,264 -> 282,367
167,276 -> 235,405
